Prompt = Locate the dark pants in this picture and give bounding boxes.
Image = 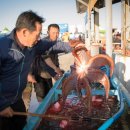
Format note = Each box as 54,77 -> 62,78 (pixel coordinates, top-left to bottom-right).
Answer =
34,77 -> 53,100
0,98 -> 27,130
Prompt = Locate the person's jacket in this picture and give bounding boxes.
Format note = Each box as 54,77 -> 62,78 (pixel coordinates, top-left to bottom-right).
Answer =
31,36 -> 72,78
0,29 -> 58,111
44,36 -> 71,67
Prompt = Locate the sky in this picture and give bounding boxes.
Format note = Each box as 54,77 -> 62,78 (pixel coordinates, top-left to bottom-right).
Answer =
0,0 -> 121,32
0,0 -> 85,32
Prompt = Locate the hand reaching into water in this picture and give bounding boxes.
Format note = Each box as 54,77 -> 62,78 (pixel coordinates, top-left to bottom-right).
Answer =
27,73 -> 37,83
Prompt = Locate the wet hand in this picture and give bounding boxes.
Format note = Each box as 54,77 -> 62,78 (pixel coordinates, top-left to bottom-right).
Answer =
0,107 -> 14,117
53,73 -> 63,81
54,67 -> 63,76
27,74 -> 37,83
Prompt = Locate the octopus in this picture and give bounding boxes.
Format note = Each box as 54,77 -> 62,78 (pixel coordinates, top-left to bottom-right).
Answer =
62,41 -> 114,114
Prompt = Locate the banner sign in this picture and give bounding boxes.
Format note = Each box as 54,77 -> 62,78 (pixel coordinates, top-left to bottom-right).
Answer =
58,23 -> 69,33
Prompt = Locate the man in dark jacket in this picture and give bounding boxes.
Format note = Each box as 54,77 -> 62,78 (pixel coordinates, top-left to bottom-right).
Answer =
0,10 -> 66,130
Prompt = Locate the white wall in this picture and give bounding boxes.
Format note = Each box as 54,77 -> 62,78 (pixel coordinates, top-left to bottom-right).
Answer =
114,54 -> 130,92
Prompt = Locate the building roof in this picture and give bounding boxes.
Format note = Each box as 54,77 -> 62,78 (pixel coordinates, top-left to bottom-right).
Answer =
76,0 -> 121,14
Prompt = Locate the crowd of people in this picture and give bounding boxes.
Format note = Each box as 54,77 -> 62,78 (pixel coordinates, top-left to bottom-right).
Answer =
0,9 -> 121,130
0,10 -> 83,130
29,23 -> 72,102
